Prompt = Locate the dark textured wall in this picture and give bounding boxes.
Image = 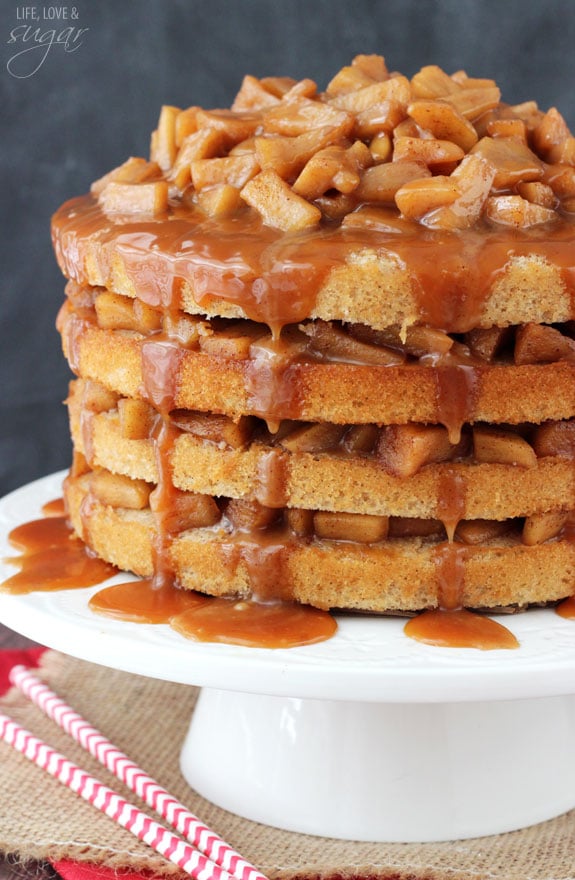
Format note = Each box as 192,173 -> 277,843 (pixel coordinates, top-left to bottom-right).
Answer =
2,0 -> 575,498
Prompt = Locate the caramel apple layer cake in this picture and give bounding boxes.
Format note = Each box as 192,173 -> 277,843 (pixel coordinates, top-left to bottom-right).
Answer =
52,56 -> 575,617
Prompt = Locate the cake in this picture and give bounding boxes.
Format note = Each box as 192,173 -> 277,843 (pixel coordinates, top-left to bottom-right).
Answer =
52,56 -> 575,632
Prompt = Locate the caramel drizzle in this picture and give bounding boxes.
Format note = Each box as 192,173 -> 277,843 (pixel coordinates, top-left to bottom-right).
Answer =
50,196 -> 575,646
52,196 -> 575,334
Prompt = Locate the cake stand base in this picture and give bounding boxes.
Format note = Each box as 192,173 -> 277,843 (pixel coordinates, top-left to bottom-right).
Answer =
181,688 -> 575,842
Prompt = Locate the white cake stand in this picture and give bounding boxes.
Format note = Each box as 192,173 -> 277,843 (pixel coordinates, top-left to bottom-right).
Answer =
2,472 -> 575,843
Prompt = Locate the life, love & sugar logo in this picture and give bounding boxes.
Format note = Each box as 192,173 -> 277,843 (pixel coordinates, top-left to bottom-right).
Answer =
6,6 -> 89,79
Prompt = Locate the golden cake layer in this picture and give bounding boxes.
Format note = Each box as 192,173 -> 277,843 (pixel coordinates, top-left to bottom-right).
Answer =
58,299 -> 575,427
65,471 -> 575,613
68,379 -> 575,521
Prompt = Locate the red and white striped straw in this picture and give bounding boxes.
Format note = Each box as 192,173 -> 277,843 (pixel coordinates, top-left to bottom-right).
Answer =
10,665 -> 267,880
0,711 -> 231,880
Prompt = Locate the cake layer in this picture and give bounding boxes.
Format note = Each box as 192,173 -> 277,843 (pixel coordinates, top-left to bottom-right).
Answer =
53,196 -> 575,333
65,473 -> 575,613
59,302 -> 575,426
68,386 -> 575,520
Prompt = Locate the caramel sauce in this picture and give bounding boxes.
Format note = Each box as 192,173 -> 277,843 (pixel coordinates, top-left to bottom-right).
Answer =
2,514 -> 116,594
556,596 -> 575,619
170,598 -> 337,649
89,575 -> 337,648
41,497 -> 66,517
1,499 -> 336,648
404,608 -> 520,650
89,577 -> 202,622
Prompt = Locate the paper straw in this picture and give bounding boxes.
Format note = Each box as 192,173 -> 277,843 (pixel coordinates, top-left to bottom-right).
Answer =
0,711 -> 232,880
10,665 -> 267,880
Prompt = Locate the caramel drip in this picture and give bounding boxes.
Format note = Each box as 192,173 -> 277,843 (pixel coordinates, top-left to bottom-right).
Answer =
52,196 -> 575,334
61,306 -> 93,375
434,361 -> 479,445
2,514 -> 116,594
403,459 -> 517,649
41,498 -> 66,517
140,339 -> 185,412
246,336 -> 303,425
148,416 -> 179,590
255,448 -> 289,508
220,528 -> 296,603
437,467 -> 467,544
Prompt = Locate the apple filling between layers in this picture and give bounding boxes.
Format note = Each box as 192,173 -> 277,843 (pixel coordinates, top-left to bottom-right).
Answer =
52,55 -> 575,619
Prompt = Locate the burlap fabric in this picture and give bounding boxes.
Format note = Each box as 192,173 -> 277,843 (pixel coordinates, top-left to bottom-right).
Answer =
0,651 -> 574,880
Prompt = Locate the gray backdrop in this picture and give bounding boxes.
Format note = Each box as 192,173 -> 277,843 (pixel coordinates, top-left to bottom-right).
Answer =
2,0 -> 575,498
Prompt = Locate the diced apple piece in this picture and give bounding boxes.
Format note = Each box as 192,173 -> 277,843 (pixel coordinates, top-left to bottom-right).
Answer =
486,118 -> 528,141
369,132 -> 393,162
81,380 -> 119,413
356,161 -> 431,205
378,424 -> 454,477
98,181 -> 168,215
470,136 -> 543,188
393,136 -> 464,167
522,510 -> 568,546
465,327 -> 511,361
169,128 -> 226,191
516,181 -> 557,209
424,155 -> 495,230
286,508 -> 315,537
302,320 -> 404,365
232,75 -> 282,112
314,511 -> 389,543
473,426 -> 537,468
455,519 -> 514,545
91,470 -> 152,510
95,292 -> 161,334
241,170 -> 321,232
196,184 -> 244,218
407,98 -> 478,151
118,398 -> 156,440
293,141 -> 372,200
170,411 -> 254,449
444,86 -> 501,121
279,423 -> 346,453
342,424 -> 380,454
262,96 -> 353,137
191,155 -> 260,191
410,65 -> 460,99
152,489 -> 221,533
395,175 -> 460,219
329,75 -> 411,112
485,195 -> 556,228
199,322 -> 266,360
150,105 -> 180,172
532,421 -> 575,458
91,157 -> 162,195
226,498 -> 279,531
514,323 -> 575,365
195,109 -> 261,148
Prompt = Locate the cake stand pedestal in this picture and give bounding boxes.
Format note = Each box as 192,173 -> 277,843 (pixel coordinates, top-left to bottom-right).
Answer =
2,472 -> 575,843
